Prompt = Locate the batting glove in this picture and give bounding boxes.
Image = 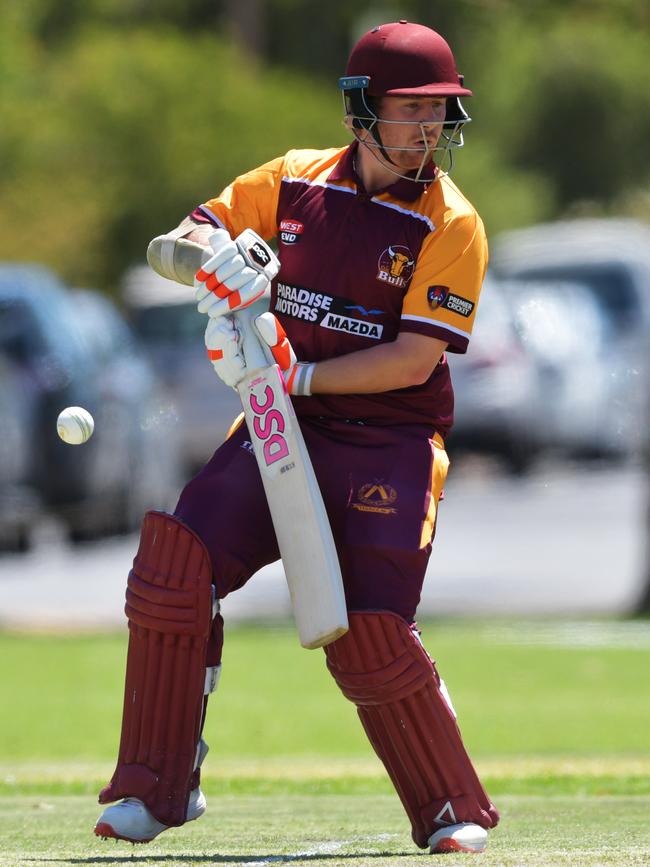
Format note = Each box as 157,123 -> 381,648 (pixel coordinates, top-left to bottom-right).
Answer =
204,310 -> 315,395
195,228 -> 279,319
254,311 -> 315,396
204,316 -> 246,388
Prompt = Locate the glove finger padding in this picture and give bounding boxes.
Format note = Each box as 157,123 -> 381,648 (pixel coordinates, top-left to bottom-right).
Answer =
198,273 -> 269,319
254,312 -> 314,396
254,311 -> 297,372
207,265 -> 259,294
195,231 -> 242,284
212,256 -> 249,285
205,317 -> 246,388
194,230 -> 249,316
205,229 -> 241,271
195,228 -> 278,320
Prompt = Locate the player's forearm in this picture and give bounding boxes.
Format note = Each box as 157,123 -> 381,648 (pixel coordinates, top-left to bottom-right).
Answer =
309,333 -> 447,395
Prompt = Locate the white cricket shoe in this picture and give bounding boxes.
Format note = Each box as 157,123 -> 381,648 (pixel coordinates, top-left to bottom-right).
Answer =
428,823 -> 488,854
94,786 -> 206,844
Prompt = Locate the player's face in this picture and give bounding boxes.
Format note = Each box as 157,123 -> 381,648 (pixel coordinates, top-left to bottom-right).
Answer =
375,96 -> 447,168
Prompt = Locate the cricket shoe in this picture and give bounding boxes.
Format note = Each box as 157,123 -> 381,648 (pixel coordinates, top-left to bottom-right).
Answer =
94,786 -> 206,843
428,823 -> 488,854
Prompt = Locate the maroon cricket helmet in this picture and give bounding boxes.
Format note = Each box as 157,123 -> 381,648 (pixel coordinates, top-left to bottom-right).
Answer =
344,20 -> 472,99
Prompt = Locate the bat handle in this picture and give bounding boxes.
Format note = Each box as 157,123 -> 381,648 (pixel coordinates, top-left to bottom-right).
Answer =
233,299 -> 275,374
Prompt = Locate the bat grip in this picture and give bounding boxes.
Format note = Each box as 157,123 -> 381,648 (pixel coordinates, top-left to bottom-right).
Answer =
233,299 -> 275,373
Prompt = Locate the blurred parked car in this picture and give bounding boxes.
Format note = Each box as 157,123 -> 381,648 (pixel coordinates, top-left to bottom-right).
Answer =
493,218 -> 650,458
446,274 -> 543,473
504,279 -> 631,459
0,352 -> 41,551
71,289 -> 184,534
122,265 -> 242,475
0,265 -> 182,544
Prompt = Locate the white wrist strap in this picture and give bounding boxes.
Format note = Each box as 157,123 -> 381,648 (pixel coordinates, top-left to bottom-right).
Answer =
292,362 -> 316,396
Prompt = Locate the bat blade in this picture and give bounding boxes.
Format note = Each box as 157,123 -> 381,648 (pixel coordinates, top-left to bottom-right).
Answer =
234,306 -> 348,649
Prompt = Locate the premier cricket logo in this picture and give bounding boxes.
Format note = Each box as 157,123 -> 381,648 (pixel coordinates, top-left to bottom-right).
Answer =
427,285 -> 475,317
351,481 -> 398,515
377,245 -> 415,288
247,377 -> 290,467
427,285 -> 449,310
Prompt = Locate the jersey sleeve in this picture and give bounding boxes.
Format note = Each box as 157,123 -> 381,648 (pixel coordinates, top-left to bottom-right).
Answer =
400,211 -> 488,353
191,155 -> 285,242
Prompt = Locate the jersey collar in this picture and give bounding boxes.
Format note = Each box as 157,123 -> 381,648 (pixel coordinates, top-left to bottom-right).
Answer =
328,141 -> 436,202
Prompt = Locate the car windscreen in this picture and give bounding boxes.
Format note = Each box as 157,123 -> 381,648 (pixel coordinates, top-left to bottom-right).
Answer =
510,264 -> 638,331
73,293 -> 137,363
0,299 -> 41,363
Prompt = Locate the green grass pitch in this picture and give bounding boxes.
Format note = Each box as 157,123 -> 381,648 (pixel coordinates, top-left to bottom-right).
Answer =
1,619 -> 649,865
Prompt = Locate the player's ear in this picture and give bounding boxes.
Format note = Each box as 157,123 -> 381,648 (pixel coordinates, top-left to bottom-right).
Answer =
346,116 -> 369,143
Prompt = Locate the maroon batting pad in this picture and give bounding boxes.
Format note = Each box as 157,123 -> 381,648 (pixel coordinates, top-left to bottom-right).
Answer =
325,611 -> 499,848
98,511 -> 213,826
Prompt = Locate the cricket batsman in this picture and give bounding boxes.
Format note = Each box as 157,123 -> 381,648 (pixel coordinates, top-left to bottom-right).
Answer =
95,21 -> 500,854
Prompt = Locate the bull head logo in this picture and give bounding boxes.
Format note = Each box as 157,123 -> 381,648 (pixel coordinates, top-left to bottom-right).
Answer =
387,245 -> 415,278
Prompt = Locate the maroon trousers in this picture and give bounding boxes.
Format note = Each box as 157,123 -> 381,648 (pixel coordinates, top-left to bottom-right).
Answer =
175,416 -> 446,632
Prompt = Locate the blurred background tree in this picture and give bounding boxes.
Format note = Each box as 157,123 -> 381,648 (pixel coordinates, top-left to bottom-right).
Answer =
1,0 -> 649,292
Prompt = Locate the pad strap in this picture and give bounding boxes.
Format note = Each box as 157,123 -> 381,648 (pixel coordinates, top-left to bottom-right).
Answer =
325,611 -> 499,848
98,511 -> 214,826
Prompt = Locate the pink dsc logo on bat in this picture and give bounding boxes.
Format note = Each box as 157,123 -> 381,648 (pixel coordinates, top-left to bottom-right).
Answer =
249,385 -> 290,466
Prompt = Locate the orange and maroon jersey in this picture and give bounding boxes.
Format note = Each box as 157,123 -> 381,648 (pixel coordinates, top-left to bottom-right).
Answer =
191,142 -> 487,435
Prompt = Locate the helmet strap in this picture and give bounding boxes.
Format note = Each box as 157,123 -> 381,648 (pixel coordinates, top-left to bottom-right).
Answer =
358,126 -> 401,168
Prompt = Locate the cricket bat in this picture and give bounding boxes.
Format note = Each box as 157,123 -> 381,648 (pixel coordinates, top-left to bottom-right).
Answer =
231,234 -> 349,649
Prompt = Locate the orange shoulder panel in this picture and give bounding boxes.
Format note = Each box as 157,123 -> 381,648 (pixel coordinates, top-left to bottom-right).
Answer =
400,177 -> 488,352
200,155 -> 285,242
282,147 -> 352,187
200,148 -> 351,241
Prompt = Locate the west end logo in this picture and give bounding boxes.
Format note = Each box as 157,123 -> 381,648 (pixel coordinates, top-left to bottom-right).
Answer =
377,245 -> 415,288
279,219 -> 304,245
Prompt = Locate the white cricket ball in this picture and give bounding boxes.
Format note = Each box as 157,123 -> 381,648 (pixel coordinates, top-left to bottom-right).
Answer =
56,406 -> 95,445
